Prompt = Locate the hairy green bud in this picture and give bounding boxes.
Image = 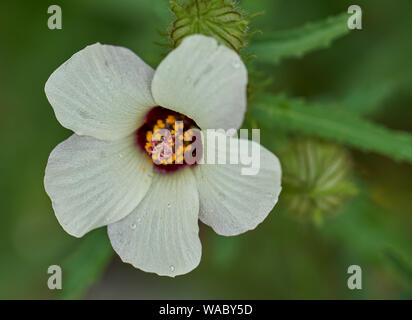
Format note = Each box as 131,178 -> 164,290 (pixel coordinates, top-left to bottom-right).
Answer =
281,139 -> 357,224
169,0 -> 250,53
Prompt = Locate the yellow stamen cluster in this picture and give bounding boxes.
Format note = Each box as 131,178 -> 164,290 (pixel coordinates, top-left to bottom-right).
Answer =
144,115 -> 194,166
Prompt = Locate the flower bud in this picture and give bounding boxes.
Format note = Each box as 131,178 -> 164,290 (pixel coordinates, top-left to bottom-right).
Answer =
169,0 -> 250,53
281,139 -> 357,224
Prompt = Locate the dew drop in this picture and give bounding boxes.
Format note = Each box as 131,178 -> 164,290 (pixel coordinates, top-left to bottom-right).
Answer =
137,218 -> 141,224
167,203 -> 172,208
169,265 -> 175,272
118,153 -> 123,158
131,223 -> 137,230
103,76 -> 116,89
232,59 -> 241,69
218,192 -> 226,200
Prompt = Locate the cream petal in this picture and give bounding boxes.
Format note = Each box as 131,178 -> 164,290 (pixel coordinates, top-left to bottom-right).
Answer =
194,133 -> 282,236
45,43 -> 156,140
44,134 -> 152,237
108,168 -> 201,277
151,35 -> 247,131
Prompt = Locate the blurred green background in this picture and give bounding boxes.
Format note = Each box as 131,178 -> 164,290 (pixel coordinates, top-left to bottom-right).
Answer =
1,0 -> 412,299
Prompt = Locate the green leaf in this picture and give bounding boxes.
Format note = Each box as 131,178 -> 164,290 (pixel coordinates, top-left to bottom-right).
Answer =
323,79 -> 398,117
249,94 -> 412,163
320,183 -> 412,295
58,229 -> 113,300
383,249 -> 412,289
319,191 -> 412,297
249,12 -> 350,65
322,185 -> 412,264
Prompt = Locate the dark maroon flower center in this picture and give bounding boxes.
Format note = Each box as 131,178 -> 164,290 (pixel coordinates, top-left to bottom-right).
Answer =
135,106 -> 202,174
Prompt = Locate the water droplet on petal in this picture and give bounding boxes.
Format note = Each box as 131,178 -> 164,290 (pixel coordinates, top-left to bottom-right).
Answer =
131,223 -> 137,230
169,265 -> 175,272
232,59 -> 241,69
118,153 -> 123,158
167,203 -> 172,208
137,218 -> 141,224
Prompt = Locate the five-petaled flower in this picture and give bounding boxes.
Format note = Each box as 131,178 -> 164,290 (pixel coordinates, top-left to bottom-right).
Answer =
44,35 -> 282,277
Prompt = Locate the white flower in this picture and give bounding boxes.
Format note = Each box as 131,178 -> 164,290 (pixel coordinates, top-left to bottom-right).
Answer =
44,35 -> 282,277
